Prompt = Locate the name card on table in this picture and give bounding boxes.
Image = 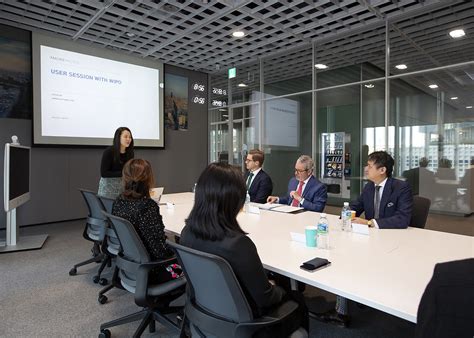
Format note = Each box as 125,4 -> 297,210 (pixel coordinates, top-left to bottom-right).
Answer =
248,204 -> 261,214
290,232 -> 306,244
352,223 -> 369,235
159,202 -> 175,209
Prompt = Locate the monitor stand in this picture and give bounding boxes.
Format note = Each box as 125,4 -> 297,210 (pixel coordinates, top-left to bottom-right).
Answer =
0,209 -> 48,253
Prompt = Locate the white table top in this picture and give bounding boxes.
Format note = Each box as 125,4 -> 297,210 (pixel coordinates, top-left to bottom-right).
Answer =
160,192 -> 474,323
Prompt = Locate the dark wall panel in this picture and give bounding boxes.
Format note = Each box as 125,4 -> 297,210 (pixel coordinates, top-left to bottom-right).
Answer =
1,69 -> 208,229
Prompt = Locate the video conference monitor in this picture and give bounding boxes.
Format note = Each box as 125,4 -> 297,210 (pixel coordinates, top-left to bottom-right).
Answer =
4,143 -> 31,212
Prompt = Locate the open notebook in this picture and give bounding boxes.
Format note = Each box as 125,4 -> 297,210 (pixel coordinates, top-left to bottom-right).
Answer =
150,187 -> 164,203
255,203 -> 303,213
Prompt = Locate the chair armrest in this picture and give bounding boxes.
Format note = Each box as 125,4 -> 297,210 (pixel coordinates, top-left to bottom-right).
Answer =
135,256 -> 180,307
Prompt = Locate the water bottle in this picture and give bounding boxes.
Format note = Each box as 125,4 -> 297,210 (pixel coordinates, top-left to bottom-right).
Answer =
341,202 -> 352,232
244,191 -> 251,212
317,213 -> 329,249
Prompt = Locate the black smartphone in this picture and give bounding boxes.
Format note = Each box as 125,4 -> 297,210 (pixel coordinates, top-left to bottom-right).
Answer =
300,257 -> 331,272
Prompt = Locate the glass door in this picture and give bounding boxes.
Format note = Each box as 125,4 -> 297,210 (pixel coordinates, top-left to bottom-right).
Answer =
231,103 -> 259,171
210,103 -> 260,170
209,108 -> 229,163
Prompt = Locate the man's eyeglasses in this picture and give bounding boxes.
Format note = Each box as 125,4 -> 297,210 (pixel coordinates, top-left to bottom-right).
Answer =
245,158 -> 254,162
294,168 -> 309,173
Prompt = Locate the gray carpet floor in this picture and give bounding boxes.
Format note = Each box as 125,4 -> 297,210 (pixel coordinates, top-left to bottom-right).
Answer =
0,220 -> 417,337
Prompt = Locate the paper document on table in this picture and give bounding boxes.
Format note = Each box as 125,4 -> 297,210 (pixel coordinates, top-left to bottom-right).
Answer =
271,205 -> 304,213
352,222 -> 369,235
248,204 -> 261,214
255,203 -> 280,210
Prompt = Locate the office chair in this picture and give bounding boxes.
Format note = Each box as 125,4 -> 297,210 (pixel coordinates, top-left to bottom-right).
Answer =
168,240 -> 308,338
325,184 -> 341,194
99,213 -> 185,338
96,227 -> 121,304
410,196 -> 431,228
415,258 -> 474,338
98,195 -> 114,213
96,196 -> 121,304
69,189 -> 108,285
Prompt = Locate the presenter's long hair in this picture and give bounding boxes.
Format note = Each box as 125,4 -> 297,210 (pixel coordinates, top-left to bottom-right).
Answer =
113,127 -> 134,164
121,159 -> 154,199
185,162 -> 246,241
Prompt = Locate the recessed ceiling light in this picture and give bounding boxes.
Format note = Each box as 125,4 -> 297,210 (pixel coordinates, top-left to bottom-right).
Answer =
428,84 -> 438,89
219,108 -> 227,111
232,31 -> 245,38
466,106 -> 473,109
314,64 -> 328,69
450,97 -> 458,100
449,29 -> 465,38
395,64 -> 407,70
125,32 -> 136,37
364,84 -> 375,88
238,83 -> 248,87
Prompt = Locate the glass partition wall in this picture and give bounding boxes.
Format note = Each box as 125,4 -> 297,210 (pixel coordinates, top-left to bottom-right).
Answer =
208,2 -> 474,215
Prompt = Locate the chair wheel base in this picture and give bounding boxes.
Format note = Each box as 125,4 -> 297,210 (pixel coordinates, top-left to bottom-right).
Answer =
69,268 -> 77,276
99,329 -> 111,338
98,295 -> 108,304
93,275 -> 100,283
99,278 -> 108,286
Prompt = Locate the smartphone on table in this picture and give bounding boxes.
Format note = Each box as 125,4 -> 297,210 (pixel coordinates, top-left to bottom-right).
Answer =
300,257 -> 331,272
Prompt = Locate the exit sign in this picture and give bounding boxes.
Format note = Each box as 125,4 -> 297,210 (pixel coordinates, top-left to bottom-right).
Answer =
228,67 -> 236,79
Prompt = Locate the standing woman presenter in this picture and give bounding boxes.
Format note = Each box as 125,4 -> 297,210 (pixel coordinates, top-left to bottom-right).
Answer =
98,127 -> 134,198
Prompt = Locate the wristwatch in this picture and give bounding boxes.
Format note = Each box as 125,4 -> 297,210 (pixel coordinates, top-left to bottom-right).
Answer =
367,219 -> 373,227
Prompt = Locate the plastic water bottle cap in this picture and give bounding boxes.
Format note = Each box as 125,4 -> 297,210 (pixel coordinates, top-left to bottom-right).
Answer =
344,202 -> 349,206
320,213 -> 327,217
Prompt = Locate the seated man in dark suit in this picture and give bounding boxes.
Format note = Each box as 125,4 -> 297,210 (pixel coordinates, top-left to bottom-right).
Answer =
244,149 -> 273,203
267,155 -> 327,212
351,150 -> 413,229
416,258 -> 474,338
315,151 -> 413,327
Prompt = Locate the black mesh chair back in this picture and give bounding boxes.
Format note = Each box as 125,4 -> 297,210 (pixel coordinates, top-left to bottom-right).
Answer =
99,213 -> 185,337
168,240 -> 302,338
70,190 -> 110,279
410,196 -> 431,228
97,196 -> 121,255
92,195 -> 121,298
98,195 -> 114,213
170,241 -> 252,323
103,212 -> 150,292
79,189 -> 108,242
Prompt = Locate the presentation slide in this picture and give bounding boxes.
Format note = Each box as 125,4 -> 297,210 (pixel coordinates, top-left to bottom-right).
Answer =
33,33 -> 164,147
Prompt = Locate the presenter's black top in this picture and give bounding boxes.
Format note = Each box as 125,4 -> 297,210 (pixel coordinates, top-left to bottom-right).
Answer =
100,146 -> 132,178
180,227 -> 285,317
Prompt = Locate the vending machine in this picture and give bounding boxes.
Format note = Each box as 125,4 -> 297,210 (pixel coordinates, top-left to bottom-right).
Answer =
320,132 -> 351,198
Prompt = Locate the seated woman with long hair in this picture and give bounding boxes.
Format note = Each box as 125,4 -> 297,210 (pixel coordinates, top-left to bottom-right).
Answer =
180,162 -> 308,337
112,159 -> 181,283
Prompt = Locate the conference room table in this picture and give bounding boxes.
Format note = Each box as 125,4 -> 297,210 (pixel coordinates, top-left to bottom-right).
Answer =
159,192 -> 473,324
